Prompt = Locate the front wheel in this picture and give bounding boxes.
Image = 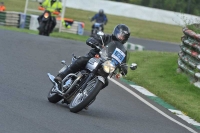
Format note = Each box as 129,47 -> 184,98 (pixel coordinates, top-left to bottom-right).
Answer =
47,86 -> 62,103
69,78 -> 103,113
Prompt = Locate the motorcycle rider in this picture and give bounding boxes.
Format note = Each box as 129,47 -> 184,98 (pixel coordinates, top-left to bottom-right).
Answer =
90,9 -> 108,35
54,24 -> 130,88
37,0 -> 62,33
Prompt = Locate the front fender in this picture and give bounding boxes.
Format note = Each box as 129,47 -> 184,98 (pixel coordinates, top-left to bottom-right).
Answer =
97,76 -> 105,84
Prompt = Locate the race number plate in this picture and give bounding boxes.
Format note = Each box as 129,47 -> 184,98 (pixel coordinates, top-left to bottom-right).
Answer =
111,48 -> 125,64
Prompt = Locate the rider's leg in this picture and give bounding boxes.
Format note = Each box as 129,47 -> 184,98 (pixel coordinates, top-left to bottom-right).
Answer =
54,56 -> 91,83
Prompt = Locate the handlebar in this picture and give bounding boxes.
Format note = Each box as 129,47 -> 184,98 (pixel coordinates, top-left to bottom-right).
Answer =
90,43 -> 102,51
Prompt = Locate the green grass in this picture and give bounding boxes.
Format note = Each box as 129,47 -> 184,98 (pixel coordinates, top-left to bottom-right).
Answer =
126,51 -> 200,122
5,0 -> 183,43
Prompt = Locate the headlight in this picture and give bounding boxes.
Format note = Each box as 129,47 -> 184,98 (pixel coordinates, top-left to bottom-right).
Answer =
102,60 -> 116,73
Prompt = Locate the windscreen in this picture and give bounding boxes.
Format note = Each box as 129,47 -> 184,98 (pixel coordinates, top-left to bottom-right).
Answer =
100,41 -> 126,64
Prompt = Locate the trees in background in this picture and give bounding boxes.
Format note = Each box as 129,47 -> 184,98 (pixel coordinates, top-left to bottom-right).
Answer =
110,0 -> 200,16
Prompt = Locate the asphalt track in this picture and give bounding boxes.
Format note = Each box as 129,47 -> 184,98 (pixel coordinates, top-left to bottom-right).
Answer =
0,29 -> 198,133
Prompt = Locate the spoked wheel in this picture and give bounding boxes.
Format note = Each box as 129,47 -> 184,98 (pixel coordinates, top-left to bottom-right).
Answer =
47,86 -> 62,103
69,78 -> 103,113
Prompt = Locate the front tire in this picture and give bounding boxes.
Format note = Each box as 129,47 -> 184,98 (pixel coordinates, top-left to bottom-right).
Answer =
39,22 -> 50,36
69,78 -> 103,113
47,86 -> 62,103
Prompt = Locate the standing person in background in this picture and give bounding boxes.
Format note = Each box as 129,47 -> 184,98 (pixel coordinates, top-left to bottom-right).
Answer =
37,0 -> 62,33
0,2 -> 6,12
90,9 -> 108,35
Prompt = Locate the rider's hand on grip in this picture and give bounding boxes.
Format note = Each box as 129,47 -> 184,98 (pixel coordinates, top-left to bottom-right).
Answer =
86,37 -> 100,48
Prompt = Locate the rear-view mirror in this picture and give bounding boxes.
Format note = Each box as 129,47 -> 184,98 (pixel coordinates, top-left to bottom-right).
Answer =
130,63 -> 137,70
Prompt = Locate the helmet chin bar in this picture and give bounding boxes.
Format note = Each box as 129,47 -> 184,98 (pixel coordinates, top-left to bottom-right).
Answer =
117,34 -> 125,41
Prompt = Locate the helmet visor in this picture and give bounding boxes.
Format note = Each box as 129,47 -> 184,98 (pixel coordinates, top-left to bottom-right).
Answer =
117,32 -> 125,41
114,28 -> 128,42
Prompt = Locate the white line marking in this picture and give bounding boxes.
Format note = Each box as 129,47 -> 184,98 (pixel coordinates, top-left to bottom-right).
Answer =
109,78 -> 198,133
130,84 -> 156,96
169,109 -> 200,127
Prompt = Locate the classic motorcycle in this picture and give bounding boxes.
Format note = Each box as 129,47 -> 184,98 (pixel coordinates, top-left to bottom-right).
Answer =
38,10 -> 52,36
38,4 -> 60,36
47,32 -> 137,113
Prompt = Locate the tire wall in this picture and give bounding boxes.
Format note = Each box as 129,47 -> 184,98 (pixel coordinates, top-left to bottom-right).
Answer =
178,27 -> 200,87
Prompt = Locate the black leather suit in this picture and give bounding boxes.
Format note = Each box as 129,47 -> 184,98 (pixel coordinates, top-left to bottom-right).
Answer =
57,34 -> 128,88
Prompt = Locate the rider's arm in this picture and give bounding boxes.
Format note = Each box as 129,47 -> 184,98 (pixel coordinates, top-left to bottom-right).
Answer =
104,15 -> 108,25
86,37 -> 102,57
86,33 -> 112,47
86,37 -> 101,48
91,14 -> 98,22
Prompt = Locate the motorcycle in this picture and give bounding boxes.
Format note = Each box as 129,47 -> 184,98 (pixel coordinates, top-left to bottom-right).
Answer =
47,32 -> 137,113
92,22 -> 104,35
38,10 -> 52,36
38,4 -> 60,36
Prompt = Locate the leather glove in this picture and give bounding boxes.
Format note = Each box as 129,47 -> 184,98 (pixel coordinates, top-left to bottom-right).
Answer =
88,48 -> 100,57
121,65 -> 128,76
86,37 -> 100,48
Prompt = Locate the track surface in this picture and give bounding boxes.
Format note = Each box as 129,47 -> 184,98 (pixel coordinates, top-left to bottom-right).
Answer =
0,29 -> 197,133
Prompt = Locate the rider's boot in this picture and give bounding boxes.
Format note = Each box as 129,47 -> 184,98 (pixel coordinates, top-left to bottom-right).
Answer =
54,56 -> 89,84
54,67 -> 73,84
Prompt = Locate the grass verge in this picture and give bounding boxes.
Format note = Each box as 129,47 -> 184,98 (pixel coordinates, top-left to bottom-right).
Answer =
126,51 -> 200,123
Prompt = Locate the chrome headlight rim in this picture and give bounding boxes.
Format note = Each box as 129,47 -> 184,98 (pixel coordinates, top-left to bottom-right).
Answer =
102,60 -> 116,73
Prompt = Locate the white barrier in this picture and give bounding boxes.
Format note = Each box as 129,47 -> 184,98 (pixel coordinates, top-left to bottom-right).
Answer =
65,0 -> 200,26
124,42 -> 144,51
29,15 -> 39,30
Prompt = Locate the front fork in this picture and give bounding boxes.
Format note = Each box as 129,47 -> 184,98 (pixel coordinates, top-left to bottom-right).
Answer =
79,73 -> 106,93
